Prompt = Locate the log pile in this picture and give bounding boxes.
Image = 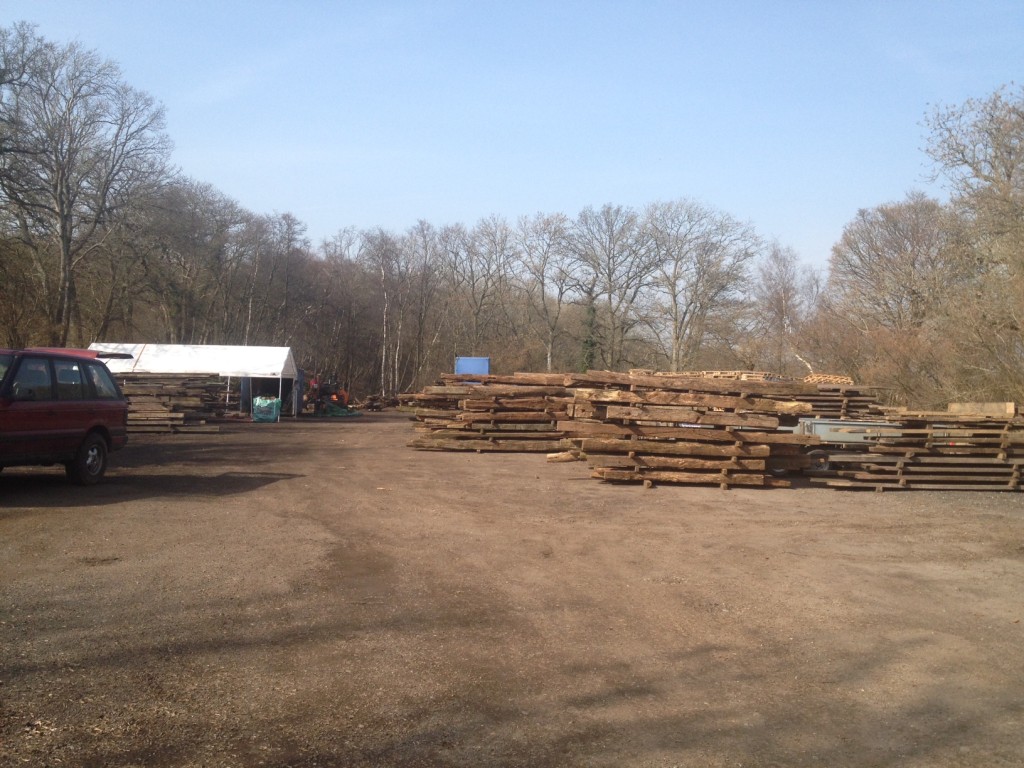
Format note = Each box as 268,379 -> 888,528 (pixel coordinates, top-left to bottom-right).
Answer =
813,405 -> 1024,491
400,372 -> 575,452
559,370 -> 820,488
116,374 -> 223,433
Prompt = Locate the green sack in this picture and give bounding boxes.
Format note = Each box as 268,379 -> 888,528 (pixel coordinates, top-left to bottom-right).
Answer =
252,396 -> 281,422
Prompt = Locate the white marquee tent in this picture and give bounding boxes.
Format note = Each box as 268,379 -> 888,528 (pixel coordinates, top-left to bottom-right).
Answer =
88,343 -> 300,417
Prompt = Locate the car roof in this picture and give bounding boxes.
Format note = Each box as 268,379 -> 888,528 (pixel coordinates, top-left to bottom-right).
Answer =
1,348 -> 133,360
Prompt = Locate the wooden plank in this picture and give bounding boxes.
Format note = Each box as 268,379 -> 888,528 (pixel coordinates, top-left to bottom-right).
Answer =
836,470 -> 1017,484
434,428 -> 566,439
439,372 -> 569,387
602,405 -> 780,429
604,404 -> 701,422
829,454 -> 1024,466
592,468 -> 768,486
424,384 -> 569,397
459,397 -> 553,411
946,401 -> 1016,416
444,422 -> 562,433
589,456 -> 767,471
412,408 -> 459,419
578,438 -> 770,458
558,420 -> 818,445
694,411 -> 780,429
564,369 -> 818,397
455,411 -> 554,423
408,437 -> 573,452
815,478 -> 1019,492
860,462 -> 1019,475
572,388 -> 811,415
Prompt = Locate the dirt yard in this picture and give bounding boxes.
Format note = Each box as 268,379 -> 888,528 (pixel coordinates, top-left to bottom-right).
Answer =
2,411 -> 1023,767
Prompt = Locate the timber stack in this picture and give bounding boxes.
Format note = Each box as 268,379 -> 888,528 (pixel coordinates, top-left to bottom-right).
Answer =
559,370 -> 821,488
400,372 -> 575,452
813,403 -> 1024,492
632,369 -> 886,420
116,373 -> 223,433
400,368 -> 889,487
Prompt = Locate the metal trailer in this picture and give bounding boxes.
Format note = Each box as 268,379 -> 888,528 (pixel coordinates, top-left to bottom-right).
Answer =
791,417 -> 899,471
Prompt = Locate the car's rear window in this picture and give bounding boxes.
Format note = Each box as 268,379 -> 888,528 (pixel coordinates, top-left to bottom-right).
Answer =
85,362 -> 121,400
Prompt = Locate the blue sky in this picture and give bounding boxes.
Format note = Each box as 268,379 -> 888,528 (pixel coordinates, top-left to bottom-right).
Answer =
10,1 -> 1023,266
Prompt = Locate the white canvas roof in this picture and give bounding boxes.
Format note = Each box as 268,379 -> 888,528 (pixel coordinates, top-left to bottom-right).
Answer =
89,343 -> 298,379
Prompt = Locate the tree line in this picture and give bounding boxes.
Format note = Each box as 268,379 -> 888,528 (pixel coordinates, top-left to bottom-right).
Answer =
1,22 -> 1022,407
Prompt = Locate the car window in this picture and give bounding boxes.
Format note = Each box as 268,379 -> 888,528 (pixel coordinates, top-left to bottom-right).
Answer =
0,353 -> 11,382
54,360 -> 87,400
11,358 -> 53,401
86,362 -> 121,400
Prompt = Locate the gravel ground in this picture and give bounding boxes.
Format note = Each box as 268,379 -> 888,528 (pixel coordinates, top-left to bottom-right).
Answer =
2,411 -> 1023,767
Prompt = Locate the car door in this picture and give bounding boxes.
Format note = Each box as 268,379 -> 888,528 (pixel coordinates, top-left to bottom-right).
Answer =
83,361 -> 128,449
52,357 -> 96,451
0,355 -> 63,462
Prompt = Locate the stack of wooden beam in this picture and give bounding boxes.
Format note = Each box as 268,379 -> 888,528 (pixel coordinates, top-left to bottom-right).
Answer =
116,374 -> 223,433
400,372 -> 575,452
667,369 -> 789,382
558,370 -> 820,488
612,370 -> 885,420
814,404 -> 1024,491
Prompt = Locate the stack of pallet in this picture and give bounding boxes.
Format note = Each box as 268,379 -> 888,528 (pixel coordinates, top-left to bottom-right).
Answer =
558,370 -> 821,488
117,374 -> 223,433
784,384 -> 888,420
803,373 -> 855,386
814,403 -> 1024,491
401,373 -> 575,452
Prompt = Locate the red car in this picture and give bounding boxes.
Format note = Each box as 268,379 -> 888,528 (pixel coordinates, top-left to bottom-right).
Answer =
0,348 -> 129,485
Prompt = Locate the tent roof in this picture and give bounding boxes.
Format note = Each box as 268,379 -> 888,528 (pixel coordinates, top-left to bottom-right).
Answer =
89,343 -> 298,379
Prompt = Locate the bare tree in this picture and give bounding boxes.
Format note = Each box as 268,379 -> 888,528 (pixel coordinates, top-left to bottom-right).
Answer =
0,23 -> 44,166
513,212 -> 574,371
302,228 -> 379,393
821,193 -> 968,404
741,243 -> 819,376
401,220 -> 447,389
643,200 -> 760,371
136,179 -> 244,343
440,216 -> 515,358
827,192 -> 961,333
925,86 -> 1024,401
360,228 -> 404,395
926,85 -> 1024,268
569,204 -> 656,369
0,29 -> 171,344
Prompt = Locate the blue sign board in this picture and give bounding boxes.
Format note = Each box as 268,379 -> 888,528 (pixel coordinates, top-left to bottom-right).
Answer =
455,357 -> 490,375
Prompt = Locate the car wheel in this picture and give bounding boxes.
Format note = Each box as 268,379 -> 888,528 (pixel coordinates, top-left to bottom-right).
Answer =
66,434 -> 108,486
807,449 -> 831,472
